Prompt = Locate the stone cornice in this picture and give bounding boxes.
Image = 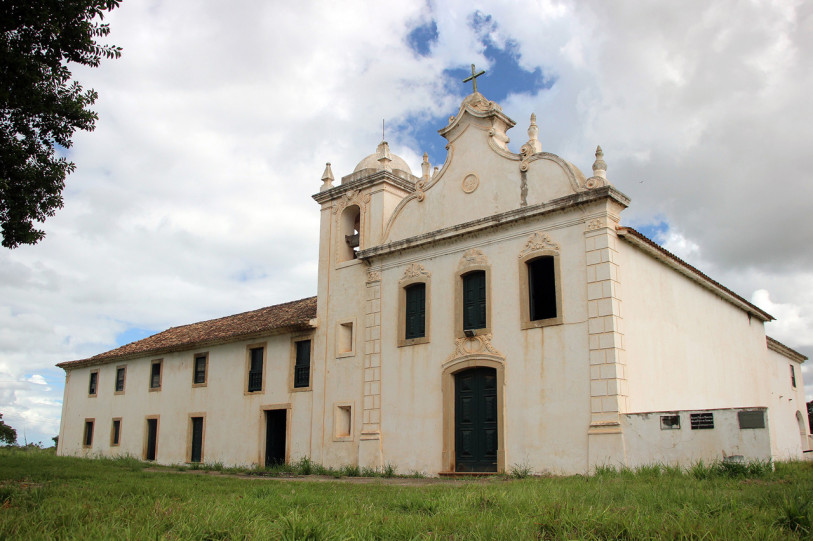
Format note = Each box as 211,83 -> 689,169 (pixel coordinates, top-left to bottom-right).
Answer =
358,186 -> 630,260
312,170 -> 417,204
767,336 -> 807,363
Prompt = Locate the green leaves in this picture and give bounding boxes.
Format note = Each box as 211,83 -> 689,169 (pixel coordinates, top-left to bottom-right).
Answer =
0,0 -> 121,248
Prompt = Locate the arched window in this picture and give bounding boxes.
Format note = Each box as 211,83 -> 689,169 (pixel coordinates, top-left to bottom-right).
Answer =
339,205 -> 361,262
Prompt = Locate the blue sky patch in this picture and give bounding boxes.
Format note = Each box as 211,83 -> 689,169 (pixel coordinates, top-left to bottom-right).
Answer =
116,327 -> 157,347
406,20 -> 438,57
397,10 -> 552,166
634,220 -> 670,245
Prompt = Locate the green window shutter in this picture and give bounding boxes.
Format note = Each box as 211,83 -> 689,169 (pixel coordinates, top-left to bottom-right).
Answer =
405,283 -> 426,340
463,271 -> 486,330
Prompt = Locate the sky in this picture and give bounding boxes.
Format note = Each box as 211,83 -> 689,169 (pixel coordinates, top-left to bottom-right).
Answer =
1,0 -> 812,445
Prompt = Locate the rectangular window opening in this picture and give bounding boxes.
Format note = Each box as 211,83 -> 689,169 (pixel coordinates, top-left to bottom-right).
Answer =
248,347 -> 263,392
83,420 -> 94,447
690,412 -> 714,430
150,360 -> 162,390
88,371 -> 98,396
738,410 -> 765,429
335,405 -> 352,438
338,322 -> 354,355
111,419 -> 121,446
294,340 -> 311,388
462,270 -> 486,331
405,283 -> 426,340
194,355 -> 207,385
190,417 -> 204,463
660,415 -> 681,430
528,256 -> 557,321
790,365 -> 797,388
115,366 -> 126,393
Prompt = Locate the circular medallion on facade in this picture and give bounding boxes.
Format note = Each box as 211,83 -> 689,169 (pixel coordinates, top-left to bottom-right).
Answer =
462,173 -> 479,194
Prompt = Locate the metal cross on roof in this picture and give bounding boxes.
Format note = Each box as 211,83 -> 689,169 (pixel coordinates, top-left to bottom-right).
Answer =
463,64 -> 485,93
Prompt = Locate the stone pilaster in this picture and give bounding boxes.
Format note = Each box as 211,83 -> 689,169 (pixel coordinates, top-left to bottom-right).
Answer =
359,269 -> 383,468
585,218 -> 628,467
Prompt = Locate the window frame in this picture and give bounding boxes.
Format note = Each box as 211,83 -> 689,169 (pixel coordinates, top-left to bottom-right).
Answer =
143,415 -> 160,461
186,413 -> 206,464
110,418 -> 122,446
790,364 -> 797,388
192,352 -> 208,388
454,262 -> 491,339
149,359 -> 163,391
335,319 -> 356,358
245,342 -> 267,395
333,402 -> 355,442
114,365 -> 126,395
290,334 -> 314,392
83,418 -> 95,448
398,273 -> 431,347
88,370 -> 99,397
519,250 -> 563,329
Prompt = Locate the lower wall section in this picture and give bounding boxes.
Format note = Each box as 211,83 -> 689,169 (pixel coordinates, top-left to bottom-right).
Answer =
622,407 -> 772,468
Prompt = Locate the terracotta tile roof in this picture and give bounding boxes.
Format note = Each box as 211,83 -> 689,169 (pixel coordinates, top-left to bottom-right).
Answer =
57,296 -> 317,370
616,227 -> 773,322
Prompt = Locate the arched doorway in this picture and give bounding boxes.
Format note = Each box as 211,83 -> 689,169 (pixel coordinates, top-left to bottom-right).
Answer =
442,356 -> 505,474
454,366 -> 498,472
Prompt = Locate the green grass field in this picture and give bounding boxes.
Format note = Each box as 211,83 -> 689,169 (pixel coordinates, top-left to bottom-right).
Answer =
0,448 -> 811,540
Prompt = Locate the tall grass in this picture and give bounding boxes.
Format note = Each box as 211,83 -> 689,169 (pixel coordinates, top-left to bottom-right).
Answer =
0,449 -> 810,539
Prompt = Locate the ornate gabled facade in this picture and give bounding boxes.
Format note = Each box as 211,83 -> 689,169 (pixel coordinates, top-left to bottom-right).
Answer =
56,90 -> 810,474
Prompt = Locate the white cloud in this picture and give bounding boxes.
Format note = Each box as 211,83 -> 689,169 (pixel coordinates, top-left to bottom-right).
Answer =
2,0 -> 812,444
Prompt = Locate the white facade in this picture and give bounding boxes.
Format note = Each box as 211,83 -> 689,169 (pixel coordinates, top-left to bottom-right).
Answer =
57,91 -> 810,474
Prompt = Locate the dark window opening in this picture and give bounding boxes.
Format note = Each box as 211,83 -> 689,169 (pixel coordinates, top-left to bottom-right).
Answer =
790,365 -> 797,388
528,256 -> 557,321
690,412 -> 714,430
194,355 -> 207,384
738,410 -> 765,429
294,340 -> 311,388
145,418 -> 158,461
83,421 -> 94,446
462,270 -> 486,331
248,347 -> 263,392
190,417 -> 203,463
405,283 -> 426,340
660,415 -> 680,430
115,367 -> 125,392
88,372 -> 98,395
112,419 -> 121,445
150,362 -> 161,389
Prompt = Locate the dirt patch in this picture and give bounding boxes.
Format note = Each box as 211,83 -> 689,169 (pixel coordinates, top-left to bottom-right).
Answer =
144,468 -> 507,486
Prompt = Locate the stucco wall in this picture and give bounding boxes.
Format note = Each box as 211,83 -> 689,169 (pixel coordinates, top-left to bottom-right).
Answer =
376,215 -> 593,475
620,240 -> 769,413
622,408 -> 772,468
58,332 -> 313,466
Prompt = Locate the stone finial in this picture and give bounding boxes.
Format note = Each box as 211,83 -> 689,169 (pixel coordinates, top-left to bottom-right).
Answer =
421,152 -> 430,180
376,141 -> 392,172
592,145 -> 607,179
320,162 -> 334,191
525,113 -> 542,154
432,166 -> 439,178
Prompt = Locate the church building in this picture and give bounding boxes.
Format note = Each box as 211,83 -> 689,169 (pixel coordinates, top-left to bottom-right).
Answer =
56,81 -> 810,474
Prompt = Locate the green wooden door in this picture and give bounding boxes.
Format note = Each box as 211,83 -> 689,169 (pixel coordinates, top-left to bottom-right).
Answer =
454,367 -> 498,472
